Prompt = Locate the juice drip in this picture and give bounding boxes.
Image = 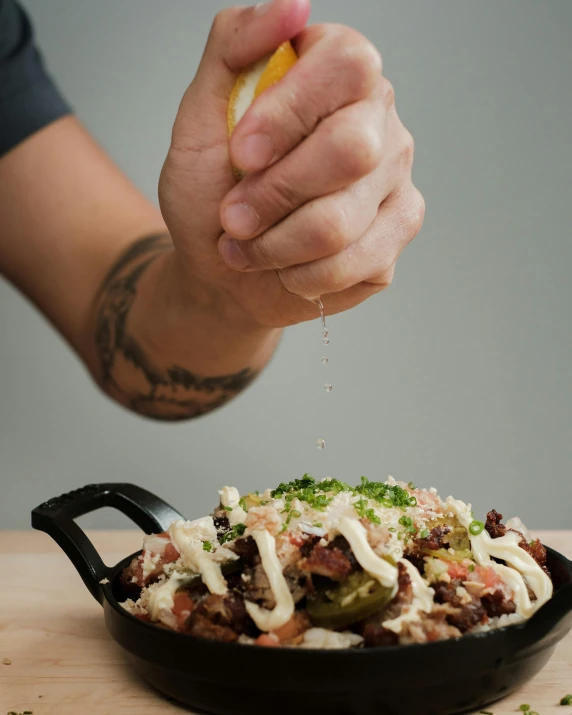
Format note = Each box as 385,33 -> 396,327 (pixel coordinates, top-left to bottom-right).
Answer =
314,298 -> 331,450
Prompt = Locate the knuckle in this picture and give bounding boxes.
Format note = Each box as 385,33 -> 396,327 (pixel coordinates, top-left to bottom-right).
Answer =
311,203 -> 350,255
263,175 -> 301,214
339,35 -> 383,96
380,77 -> 396,109
335,122 -> 382,178
400,129 -> 415,166
248,235 -> 279,270
402,187 -> 425,238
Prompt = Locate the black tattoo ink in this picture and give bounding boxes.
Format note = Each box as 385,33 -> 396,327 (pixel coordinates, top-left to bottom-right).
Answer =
94,234 -> 258,420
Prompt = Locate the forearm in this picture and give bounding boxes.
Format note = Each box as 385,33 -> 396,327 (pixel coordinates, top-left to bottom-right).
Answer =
88,233 -> 281,420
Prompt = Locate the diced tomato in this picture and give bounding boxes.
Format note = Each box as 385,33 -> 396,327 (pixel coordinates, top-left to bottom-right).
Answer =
172,592 -> 195,629
447,562 -> 469,580
254,634 -> 280,647
473,565 -> 503,591
163,542 -> 180,564
135,613 -> 151,622
272,612 -> 310,644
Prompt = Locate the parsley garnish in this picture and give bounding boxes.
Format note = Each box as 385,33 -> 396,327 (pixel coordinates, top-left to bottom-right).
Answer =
220,523 -> 246,544
354,497 -> 381,524
561,694 -> 572,705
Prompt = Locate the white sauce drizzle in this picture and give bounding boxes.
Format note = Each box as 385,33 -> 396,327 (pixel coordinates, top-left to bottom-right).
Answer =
383,559 -> 435,634
244,529 -> 295,632
337,516 -> 398,592
446,498 -> 553,617
147,572 -> 193,628
168,519 -> 227,596
219,486 -> 247,526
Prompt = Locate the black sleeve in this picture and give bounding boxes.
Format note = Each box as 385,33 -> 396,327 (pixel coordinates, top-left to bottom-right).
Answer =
0,0 -> 71,157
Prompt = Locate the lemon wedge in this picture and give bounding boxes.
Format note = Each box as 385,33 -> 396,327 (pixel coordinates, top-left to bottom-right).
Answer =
228,41 -> 297,177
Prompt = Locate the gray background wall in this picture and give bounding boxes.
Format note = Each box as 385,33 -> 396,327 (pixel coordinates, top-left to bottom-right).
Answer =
1,0 -> 570,529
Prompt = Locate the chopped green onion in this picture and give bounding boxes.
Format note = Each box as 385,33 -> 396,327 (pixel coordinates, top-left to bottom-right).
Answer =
561,694 -> 572,705
202,541 -> 213,552
407,481 -> 416,490
519,706 -> 530,712
419,528 -> 430,539
469,520 -> 485,536
223,505 -> 233,512
286,509 -> 301,525
314,522 -> 323,528
399,515 -> 413,527
468,563 -> 476,572
388,527 -> 396,533
408,496 -> 418,507
238,497 -> 247,511
220,523 -> 246,543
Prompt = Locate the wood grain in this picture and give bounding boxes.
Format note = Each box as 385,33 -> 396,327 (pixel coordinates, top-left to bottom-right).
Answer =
1,530 -> 570,714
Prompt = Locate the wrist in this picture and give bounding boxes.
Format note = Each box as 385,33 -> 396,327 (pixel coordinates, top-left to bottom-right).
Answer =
128,246 -> 282,375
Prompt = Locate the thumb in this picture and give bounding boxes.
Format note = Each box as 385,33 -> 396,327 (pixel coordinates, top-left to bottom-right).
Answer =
171,0 -> 311,151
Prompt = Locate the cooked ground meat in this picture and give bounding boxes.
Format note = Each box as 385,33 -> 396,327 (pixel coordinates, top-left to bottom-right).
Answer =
415,525 -> 451,551
481,590 -> 516,618
362,624 -> 399,647
485,509 -> 507,539
299,535 -> 321,558
433,579 -> 486,633
299,544 -> 353,582
186,592 -> 251,636
329,536 -> 361,572
446,601 -> 486,633
186,613 -> 238,642
232,535 -> 258,564
485,510 -> 551,578
243,560 -> 276,609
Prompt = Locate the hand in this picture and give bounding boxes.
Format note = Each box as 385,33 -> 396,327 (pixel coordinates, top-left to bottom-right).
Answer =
159,0 -> 425,328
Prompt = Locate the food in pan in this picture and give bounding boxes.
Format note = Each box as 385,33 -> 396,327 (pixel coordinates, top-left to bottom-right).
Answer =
119,475 -> 553,648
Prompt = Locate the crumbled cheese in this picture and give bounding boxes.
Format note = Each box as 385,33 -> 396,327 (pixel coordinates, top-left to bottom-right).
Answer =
300,628 -> 363,649
219,486 -> 247,526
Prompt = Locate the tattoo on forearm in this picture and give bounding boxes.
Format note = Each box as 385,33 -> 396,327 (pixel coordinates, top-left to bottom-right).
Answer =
94,234 -> 257,420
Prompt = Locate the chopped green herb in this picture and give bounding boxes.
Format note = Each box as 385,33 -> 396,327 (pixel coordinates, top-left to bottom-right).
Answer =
354,497 -> 381,525
419,528 -> 430,539
238,497 -> 247,511
286,509 -> 301,525
407,481 -> 416,490
223,505 -> 233,512
220,523 -> 246,544
314,522 -> 323,528
408,496 -> 418,507
519,706 -> 530,712
469,520 -> 485,536
388,527 -> 396,533
202,541 -> 213,552
399,515 -> 413,527
561,694 -> 572,705
468,563 -> 476,572
255,490 -> 260,496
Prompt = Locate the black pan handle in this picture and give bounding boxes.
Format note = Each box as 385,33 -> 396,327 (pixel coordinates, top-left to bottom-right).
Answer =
31,483 -> 185,604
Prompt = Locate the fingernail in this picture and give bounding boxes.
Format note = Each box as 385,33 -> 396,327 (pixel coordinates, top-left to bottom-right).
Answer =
219,237 -> 250,270
223,202 -> 260,238
235,133 -> 275,172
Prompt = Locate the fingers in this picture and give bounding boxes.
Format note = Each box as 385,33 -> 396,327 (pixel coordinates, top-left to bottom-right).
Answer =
171,0 -> 310,149
276,186 -> 425,299
221,97 -> 388,240
230,24 -> 384,173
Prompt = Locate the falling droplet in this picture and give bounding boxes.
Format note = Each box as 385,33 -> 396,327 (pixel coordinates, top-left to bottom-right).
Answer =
321,357 -> 328,365
324,383 -> 332,392
316,438 -> 325,450
322,336 -> 330,345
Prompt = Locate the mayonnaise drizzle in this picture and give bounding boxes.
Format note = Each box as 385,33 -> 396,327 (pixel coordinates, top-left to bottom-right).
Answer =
168,519 -> 227,596
147,572 -> 193,628
244,529 -> 295,632
383,558 -> 434,634
337,516 -> 398,591
447,498 -> 552,617
219,486 -> 247,527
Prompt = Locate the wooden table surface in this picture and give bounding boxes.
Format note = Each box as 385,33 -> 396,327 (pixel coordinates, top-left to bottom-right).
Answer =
1,530 -> 570,715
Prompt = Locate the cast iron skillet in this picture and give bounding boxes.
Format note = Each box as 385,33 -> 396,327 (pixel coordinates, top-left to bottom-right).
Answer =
32,483 -> 572,715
